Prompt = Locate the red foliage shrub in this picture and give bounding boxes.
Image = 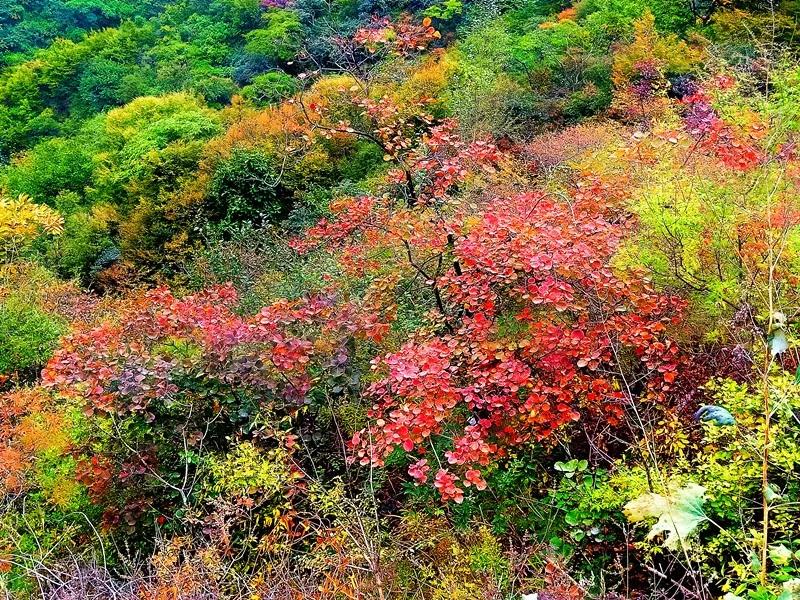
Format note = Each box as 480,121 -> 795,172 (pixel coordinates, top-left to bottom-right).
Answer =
353,16 -> 441,56
346,186 -> 684,501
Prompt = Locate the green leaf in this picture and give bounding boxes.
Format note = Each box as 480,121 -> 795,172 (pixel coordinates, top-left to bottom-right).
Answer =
555,459 -> 587,473
769,544 -> 793,566
624,483 -> 706,549
765,484 -> 782,503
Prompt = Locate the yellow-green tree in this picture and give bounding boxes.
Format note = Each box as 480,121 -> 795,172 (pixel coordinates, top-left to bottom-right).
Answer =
0,193 -> 63,265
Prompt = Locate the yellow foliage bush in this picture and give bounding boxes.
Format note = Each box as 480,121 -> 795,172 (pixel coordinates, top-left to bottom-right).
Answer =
391,50 -> 458,108
612,11 -> 704,88
0,193 -> 63,262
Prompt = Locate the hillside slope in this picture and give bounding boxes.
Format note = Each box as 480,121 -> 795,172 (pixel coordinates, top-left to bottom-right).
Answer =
3,1 -> 800,599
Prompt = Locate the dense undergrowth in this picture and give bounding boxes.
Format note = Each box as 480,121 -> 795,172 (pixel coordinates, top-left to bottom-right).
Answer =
4,0 -> 800,598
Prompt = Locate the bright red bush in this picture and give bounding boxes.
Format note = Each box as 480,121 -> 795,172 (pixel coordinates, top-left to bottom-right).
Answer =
681,87 -> 763,171
39,285 -> 393,523
43,286 -> 389,418
341,185 -> 685,501
353,16 -> 441,56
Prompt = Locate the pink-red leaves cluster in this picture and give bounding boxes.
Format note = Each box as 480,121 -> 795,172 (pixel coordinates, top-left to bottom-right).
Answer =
353,16 -> 441,56
43,285 -> 389,418
346,182 -> 684,501
681,85 -> 763,171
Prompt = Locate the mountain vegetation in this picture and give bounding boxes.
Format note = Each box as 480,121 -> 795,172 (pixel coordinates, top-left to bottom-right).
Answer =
3,1 -> 800,598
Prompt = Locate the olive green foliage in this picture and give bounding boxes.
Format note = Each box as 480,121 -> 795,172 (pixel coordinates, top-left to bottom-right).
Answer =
0,23 -> 159,157
451,0 -> 675,135
0,0 -> 156,59
244,9 -> 303,63
0,0 -> 265,158
4,138 -> 94,205
577,0 -> 694,38
206,148 -> 286,224
206,442 -> 293,498
449,21 -> 538,136
0,298 -> 65,374
3,93 -> 220,274
241,71 -> 298,106
424,0 -> 464,20
48,200 -> 117,279
678,377 -> 800,594
96,93 -> 221,197
619,174 -> 750,317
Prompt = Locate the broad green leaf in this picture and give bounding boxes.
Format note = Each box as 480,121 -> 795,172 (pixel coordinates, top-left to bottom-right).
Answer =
765,484 -> 782,503
769,544 -> 793,566
624,483 -> 706,549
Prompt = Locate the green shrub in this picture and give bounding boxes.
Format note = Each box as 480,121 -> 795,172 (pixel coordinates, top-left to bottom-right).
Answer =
205,148 -> 290,224
3,137 -> 94,205
0,298 -> 65,375
578,0 -> 694,39
47,202 -> 117,279
241,71 -> 298,106
244,9 -> 303,63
